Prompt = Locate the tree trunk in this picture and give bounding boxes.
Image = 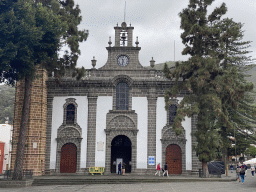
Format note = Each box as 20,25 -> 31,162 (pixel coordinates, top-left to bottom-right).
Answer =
12,77 -> 33,180
202,162 -> 209,178
222,147 -> 228,176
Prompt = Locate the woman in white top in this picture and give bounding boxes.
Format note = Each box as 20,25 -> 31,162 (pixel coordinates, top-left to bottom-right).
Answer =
251,164 -> 255,176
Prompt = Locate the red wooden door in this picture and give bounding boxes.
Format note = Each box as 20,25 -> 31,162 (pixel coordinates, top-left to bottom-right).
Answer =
60,143 -> 77,173
0,143 -> 5,174
166,144 -> 182,174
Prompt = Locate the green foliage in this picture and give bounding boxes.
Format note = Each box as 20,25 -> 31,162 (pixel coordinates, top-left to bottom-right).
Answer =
249,146 -> 256,157
0,85 -> 15,124
164,0 -> 256,163
0,0 -> 68,84
0,0 -> 88,84
0,0 -> 88,180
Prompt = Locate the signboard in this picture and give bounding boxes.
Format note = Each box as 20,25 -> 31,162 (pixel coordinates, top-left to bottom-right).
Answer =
33,142 -> 37,149
148,156 -> 155,165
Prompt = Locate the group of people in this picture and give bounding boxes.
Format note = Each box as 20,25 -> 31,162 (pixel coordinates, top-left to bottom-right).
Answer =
117,162 -> 126,175
232,162 -> 255,184
155,163 -> 169,177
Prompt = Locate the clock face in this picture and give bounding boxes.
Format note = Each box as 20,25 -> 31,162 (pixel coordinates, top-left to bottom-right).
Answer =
117,55 -> 129,67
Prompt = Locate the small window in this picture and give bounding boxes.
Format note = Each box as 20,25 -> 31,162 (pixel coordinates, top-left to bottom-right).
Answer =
116,82 -> 129,110
66,104 -> 75,124
169,104 -> 177,124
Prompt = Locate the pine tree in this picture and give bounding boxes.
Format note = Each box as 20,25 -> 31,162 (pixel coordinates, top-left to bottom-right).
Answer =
0,0 -> 88,180
164,0 -> 256,177
163,0 -> 228,177
214,18 -> 256,167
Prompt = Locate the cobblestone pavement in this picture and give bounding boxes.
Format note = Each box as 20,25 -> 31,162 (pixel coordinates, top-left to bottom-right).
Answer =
0,172 -> 255,192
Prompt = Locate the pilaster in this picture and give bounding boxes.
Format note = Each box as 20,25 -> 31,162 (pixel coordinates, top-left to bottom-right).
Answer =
44,96 -> 53,174
147,89 -> 157,169
86,96 -> 98,167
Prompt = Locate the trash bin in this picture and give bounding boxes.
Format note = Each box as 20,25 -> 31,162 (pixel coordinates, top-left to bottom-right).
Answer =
199,169 -> 202,178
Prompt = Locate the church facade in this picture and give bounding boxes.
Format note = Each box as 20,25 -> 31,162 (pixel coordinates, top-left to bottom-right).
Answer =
11,22 -> 200,175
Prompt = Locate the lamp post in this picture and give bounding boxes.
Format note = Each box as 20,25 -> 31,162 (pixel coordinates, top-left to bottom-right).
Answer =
234,127 -> 237,165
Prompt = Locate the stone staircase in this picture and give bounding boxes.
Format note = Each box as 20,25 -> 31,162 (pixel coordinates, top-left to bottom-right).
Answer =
32,174 -> 235,186
32,177 -> 173,186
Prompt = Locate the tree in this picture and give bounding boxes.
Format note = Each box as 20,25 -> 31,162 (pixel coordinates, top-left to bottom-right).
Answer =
164,0 -> 227,177
0,0 -> 88,180
0,85 -> 15,124
213,18 -> 256,167
249,146 -> 256,157
163,0 -> 255,177
164,0 -> 256,177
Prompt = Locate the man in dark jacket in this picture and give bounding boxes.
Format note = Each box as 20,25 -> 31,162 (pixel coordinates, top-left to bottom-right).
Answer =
118,162 -> 122,175
163,163 -> 169,177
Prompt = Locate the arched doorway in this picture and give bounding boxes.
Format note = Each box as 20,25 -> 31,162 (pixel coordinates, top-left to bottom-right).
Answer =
60,143 -> 77,173
166,144 -> 182,174
111,135 -> 131,173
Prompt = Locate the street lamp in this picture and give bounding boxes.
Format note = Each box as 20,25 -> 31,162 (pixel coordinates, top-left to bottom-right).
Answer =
234,127 -> 237,164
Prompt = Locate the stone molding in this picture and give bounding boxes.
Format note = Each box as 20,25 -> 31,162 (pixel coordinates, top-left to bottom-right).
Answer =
166,98 -> 179,126
62,98 -> 78,125
104,111 -> 138,174
112,75 -> 133,87
55,98 -> 82,173
161,125 -> 186,174
55,136 -> 82,173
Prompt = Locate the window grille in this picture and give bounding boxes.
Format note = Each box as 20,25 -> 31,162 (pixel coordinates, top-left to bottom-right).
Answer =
169,104 -> 177,124
116,82 -> 129,110
66,104 -> 75,124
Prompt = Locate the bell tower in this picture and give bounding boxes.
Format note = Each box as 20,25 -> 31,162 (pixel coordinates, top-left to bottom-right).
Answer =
114,22 -> 134,47
99,22 -> 144,70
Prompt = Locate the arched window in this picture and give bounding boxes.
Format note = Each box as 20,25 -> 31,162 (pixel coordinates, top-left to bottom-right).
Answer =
169,104 -> 177,124
66,104 -> 75,124
116,82 -> 129,110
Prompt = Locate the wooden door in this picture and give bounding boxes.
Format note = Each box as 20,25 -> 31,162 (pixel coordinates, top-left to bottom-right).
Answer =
60,143 -> 77,173
0,143 -> 5,174
166,144 -> 182,174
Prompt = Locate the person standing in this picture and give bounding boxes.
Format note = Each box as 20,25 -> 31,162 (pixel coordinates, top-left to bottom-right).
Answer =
243,164 -> 247,176
155,163 -> 161,176
240,165 -> 246,184
236,163 -> 241,182
118,162 -> 122,175
122,162 -> 126,176
230,164 -> 234,173
251,164 -> 255,176
163,162 -> 169,177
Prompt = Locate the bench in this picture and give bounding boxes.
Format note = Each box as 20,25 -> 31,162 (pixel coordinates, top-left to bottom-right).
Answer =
89,167 -> 105,175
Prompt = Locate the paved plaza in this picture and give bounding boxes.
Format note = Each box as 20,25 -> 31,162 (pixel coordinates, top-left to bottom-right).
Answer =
0,171 -> 256,192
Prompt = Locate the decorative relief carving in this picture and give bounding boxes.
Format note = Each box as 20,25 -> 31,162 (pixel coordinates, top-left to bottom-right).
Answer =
109,116 -> 135,130
161,126 -> 186,144
58,127 -> 80,138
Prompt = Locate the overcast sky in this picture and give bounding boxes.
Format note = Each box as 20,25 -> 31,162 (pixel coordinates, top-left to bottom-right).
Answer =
69,0 -> 255,69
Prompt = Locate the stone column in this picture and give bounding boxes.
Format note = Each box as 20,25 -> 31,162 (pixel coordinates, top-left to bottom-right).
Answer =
114,28 -> 121,47
45,96 -> 53,174
147,90 -> 157,170
127,28 -> 133,47
191,115 -> 201,171
86,96 -> 98,168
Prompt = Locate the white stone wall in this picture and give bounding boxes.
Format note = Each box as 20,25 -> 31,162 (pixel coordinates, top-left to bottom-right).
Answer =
156,97 -> 166,167
156,97 -> 192,170
95,96 -> 112,167
51,96 -> 88,169
132,97 -> 148,169
0,124 -> 12,172
176,98 -> 192,170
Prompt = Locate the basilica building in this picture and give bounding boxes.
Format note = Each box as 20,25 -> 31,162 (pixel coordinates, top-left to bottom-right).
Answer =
11,22 -> 200,175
